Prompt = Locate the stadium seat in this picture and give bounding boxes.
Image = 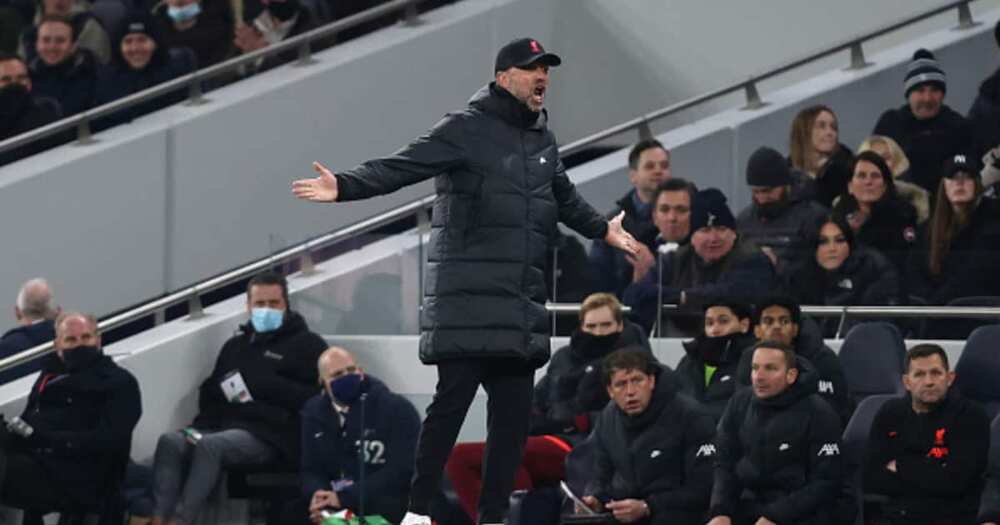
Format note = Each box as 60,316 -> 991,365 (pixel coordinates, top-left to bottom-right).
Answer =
979,414 -> 1000,524
563,436 -> 596,498
954,325 -> 1000,419
841,394 -> 895,525
838,323 -> 905,405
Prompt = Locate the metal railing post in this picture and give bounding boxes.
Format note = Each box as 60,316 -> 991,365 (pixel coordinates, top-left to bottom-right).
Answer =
300,250 -> 317,276
416,207 -> 431,305
295,41 -> 317,66
154,308 -> 166,326
955,1 -> 980,29
742,79 -> 766,110
402,0 -> 423,26
74,117 -> 96,145
637,119 -> 653,141
187,292 -> 205,320
845,41 -> 873,70
184,79 -> 209,106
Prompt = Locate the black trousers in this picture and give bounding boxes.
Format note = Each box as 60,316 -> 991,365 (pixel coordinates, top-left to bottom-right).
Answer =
0,450 -> 75,512
409,358 -> 535,524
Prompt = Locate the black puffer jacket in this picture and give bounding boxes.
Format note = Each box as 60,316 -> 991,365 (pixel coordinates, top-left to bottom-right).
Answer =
29,49 -> 98,117
591,366 -> 716,525
833,192 -> 917,277
873,104 -> 973,193
969,66 -> 1000,156
735,196 -> 828,274
675,332 -> 756,421
194,311 -> 326,461
710,358 -> 843,525
531,321 -> 650,441
18,350 -> 142,507
335,84 -> 608,366
906,198 -> 1000,304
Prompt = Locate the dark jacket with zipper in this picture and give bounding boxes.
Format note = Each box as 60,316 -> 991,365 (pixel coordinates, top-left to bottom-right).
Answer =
591,366 -> 716,525
194,311 -> 326,461
299,375 -> 420,524
833,192 -> 917,278
873,104 -> 973,193
0,319 -> 54,384
865,392 -> 989,524
335,83 -> 608,367
675,332 -> 756,422
709,359 -> 843,525
531,320 -> 650,443
17,350 -> 142,507
589,189 -> 660,296
969,67 -> 1000,157
29,48 -> 98,117
735,195 -> 828,275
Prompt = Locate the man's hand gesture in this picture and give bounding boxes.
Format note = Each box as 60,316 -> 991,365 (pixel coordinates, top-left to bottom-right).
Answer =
292,162 -> 339,202
606,211 -> 639,256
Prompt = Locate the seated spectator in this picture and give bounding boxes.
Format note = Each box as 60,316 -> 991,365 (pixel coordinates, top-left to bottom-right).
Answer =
783,214 -> 902,333
832,151 -> 918,276
736,297 -> 851,425
0,278 -> 59,384
580,349 -> 715,525
708,342 -> 843,525
94,12 -> 195,126
0,52 -> 61,164
788,104 -> 854,207
907,154 -> 1000,304
736,146 -> 828,274
19,0 -> 111,63
0,311 -> 141,515
152,0 -> 234,69
590,139 -> 670,296
626,177 -> 697,289
968,20 -> 1000,158
623,188 -> 774,335
447,293 -> 650,523
873,49 -> 973,193
858,134 -> 931,223
865,344 -> 990,525
233,0 -> 317,74
287,346 -> 420,525
28,15 -> 97,116
675,299 -> 755,421
150,272 -> 326,525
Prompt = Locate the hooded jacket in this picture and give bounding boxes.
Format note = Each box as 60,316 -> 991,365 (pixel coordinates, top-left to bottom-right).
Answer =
675,331 -> 756,421
709,358 -> 843,525
334,83 -> 608,367
29,48 -> 97,117
865,392 -> 989,524
17,350 -> 142,507
873,103 -> 973,193
591,366 -> 716,525
735,194 -> 828,273
531,320 -> 650,441
0,319 -> 54,384
193,311 -> 326,461
299,375 -> 420,524
736,318 -> 852,426
589,189 -> 660,296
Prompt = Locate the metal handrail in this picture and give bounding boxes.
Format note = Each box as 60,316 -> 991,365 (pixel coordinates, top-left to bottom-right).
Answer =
0,0 -> 426,156
0,0 -> 983,373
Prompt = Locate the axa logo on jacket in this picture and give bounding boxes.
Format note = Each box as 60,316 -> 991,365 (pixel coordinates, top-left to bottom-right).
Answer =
818,380 -> 835,394
817,443 -> 840,456
696,444 -> 717,457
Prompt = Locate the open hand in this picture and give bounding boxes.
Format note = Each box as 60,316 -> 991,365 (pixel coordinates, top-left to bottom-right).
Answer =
292,162 -> 339,202
606,211 -> 639,256
605,499 -> 648,523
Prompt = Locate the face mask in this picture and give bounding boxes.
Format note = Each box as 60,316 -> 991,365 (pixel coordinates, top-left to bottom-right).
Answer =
571,331 -> 620,360
697,334 -> 742,366
250,307 -> 284,333
167,2 -> 201,23
267,0 -> 299,21
328,373 -> 364,405
0,84 -> 30,122
61,345 -> 102,371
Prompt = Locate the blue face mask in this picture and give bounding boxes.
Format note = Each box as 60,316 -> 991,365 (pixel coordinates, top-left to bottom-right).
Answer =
250,307 -> 284,333
327,373 -> 364,405
167,2 -> 201,22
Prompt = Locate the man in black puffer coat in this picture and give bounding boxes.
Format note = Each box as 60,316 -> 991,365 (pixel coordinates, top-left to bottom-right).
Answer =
580,349 -> 716,525
708,342 -> 844,525
150,272 -> 327,525
292,38 -> 637,525
29,16 -> 97,117
0,311 -> 141,514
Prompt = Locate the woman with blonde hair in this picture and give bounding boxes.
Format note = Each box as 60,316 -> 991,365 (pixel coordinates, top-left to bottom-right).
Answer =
788,104 -> 853,207
858,135 -> 930,223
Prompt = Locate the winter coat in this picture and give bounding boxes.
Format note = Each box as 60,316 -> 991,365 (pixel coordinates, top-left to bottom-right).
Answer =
299,375 -> 419,524
790,144 -> 854,208
589,189 -> 659,296
151,0 -> 234,68
674,332 -> 756,421
531,320 -> 650,442
0,85 -> 62,165
968,66 -> 1000,157
736,317 -> 852,426
735,196 -> 828,275
17,350 -> 142,507
29,48 -> 97,116
709,359 -> 843,525
865,392 -> 989,524
0,319 -> 54,384
591,366 -> 716,525
622,237 -> 775,334
193,311 -> 326,461
873,104 -> 973,193
334,83 -> 608,367
833,192 -> 917,278
906,198 -> 1000,304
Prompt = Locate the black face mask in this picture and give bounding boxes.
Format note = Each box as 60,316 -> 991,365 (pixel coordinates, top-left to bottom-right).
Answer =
0,84 -> 30,123
571,331 -> 621,360
756,197 -> 791,219
62,345 -> 102,371
267,0 -> 299,21
697,333 -> 743,366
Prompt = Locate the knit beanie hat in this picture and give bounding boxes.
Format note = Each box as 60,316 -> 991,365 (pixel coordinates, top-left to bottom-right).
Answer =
746,146 -> 792,187
904,49 -> 946,98
690,189 -> 736,232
